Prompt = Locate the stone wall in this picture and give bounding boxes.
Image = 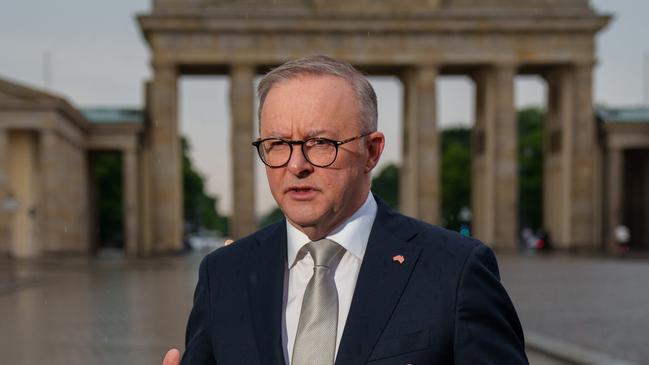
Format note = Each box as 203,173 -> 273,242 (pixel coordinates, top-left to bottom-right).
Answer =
40,117 -> 90,254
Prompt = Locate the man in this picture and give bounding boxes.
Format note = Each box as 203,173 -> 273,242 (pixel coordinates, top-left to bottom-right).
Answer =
164,55 -> 528,364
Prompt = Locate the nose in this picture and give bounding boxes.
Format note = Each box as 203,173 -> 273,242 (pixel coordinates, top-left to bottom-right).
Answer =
286,144 -> 313,178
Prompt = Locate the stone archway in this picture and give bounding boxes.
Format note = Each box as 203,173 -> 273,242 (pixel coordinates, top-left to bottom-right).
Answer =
137,0 -> 609,253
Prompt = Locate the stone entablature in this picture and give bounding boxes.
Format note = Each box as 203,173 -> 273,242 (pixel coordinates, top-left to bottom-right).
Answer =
150,0 -> 593,16
139,6 -> 608,75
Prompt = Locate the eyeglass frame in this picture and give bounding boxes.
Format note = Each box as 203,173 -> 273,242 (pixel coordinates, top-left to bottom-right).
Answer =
251,131 -> 373,168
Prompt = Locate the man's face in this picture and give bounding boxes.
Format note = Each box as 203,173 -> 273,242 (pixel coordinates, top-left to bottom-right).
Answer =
259,74 -> 384,239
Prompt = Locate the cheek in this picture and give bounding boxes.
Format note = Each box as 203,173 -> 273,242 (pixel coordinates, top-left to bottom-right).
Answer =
265,169 -> 284,196
319,170 -> 354,197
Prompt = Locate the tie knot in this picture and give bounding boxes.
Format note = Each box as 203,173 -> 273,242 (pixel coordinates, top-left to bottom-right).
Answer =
306,239 -> 345,268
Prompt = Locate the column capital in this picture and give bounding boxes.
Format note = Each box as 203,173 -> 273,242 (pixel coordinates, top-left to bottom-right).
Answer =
229,63 -> 256,73
491,61 -> 519,72
403,63 -> 439,75
122,144 -> 138,154
151,61 -> 178,78
572,59 -> 597,70
402,64 -> 439,89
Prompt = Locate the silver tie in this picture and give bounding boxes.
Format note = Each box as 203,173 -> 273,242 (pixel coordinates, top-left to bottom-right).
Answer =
292,239 -> 346,365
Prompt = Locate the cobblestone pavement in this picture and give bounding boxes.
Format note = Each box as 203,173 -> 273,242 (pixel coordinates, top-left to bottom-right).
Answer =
498,252 -> 649,365
2,250 -> 642,364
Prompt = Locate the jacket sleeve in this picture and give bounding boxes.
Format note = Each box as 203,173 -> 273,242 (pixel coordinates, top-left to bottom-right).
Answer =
453,244 -> 528,364
181,255 -> 217,365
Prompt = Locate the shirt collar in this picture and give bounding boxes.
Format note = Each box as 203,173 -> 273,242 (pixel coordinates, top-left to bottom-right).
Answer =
286,192 -> 377,268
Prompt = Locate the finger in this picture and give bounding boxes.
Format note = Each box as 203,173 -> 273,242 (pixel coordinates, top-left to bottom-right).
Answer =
163,348 -> 181,365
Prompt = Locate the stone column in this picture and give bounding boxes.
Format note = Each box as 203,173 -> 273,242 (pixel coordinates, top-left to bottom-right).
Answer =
11,131 -> 41,258
229,64 -> 257,239
472,65 -> 518,249
544,63 -> 599,249
606,147 -> 623,252
149,63 -> 182,251
543,67 -> 574,248
493,64 -> 519,249
139,81 -> 154,256
123,146 -> 139,257
0,129 -> 9,252
471,68 -> 496,244
400,65 -> 440,224
572,62 -> 599,249
40,129 -> 58,252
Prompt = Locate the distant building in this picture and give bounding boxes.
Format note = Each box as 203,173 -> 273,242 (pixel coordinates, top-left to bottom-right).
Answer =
0,77 -> 144,258
2,74 -> 647,257
598,107 -> 649,251
6,0 -> 646,257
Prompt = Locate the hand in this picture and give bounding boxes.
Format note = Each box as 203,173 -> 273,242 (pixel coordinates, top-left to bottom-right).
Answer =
163,348 -> 181,365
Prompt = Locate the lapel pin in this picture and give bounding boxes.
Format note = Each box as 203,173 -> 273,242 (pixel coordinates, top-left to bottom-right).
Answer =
224,239 -> 234,246
392,255 -> 405,264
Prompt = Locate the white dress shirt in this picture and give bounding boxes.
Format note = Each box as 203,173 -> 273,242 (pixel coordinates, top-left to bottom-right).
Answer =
282,192 -> 378,365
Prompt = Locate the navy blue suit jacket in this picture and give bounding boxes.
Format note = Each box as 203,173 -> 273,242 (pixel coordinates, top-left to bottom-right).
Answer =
182,197 -> 528,364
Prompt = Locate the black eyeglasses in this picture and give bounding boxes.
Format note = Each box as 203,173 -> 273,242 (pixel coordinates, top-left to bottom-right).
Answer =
252,132 -> 372,168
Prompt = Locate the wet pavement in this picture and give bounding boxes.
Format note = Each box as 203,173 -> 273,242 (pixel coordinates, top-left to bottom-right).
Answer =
1,249 -> 645,365
0,253 -> 200,365
499,252 -> 649,365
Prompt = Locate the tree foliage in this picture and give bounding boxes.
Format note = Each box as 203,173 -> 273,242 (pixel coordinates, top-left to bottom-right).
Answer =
182,137 -> 229,236
371,163 -> 400,209
93,137 -> 229,249
518,107 -> 544,231
440,127 -> 472,231
92,152 -> 123,248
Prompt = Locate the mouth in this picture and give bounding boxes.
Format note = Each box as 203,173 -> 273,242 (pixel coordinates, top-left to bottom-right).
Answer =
285,186 -> 318,200
285,185 -> 317,193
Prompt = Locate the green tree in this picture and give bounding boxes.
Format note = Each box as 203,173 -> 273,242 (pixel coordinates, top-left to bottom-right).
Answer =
518,107 -> 544,231
182,137 -> 229,235
93,138 -> 230,245
371,163 -> 400,210
441,127 -> 472,231
91,152 -> 123,248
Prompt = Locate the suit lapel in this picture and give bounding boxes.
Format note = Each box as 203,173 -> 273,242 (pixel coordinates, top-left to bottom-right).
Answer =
336,201 -> 422,365
247,221 -> 287,365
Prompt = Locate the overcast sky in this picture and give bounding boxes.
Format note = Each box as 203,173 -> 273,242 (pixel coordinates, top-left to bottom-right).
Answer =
1,0 -> 647,216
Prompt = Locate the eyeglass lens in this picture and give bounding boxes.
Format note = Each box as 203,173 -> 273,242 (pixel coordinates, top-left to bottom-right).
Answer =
259,138 -> 337,167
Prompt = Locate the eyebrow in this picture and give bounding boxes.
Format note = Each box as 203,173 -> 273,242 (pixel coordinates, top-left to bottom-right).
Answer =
304,129 -> 330,138
265,128 -> 333,139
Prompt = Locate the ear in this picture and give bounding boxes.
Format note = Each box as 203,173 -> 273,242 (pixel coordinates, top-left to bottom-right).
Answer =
364,131 -> 385,173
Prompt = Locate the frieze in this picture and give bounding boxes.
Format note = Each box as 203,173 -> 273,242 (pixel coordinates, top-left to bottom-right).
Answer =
150,31 -> 595,67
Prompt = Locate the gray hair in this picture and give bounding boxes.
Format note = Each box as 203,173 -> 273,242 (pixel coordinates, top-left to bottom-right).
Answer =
257,55 -> 378,133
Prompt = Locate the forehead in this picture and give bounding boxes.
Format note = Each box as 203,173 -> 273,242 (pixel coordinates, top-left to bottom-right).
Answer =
260,74 -> 360,136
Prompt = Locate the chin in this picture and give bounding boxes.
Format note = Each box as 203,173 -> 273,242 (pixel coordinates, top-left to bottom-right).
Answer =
284,207 -> 323,228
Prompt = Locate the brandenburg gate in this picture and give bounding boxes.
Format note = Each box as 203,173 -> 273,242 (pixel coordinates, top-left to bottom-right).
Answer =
137,0 -> 609,252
